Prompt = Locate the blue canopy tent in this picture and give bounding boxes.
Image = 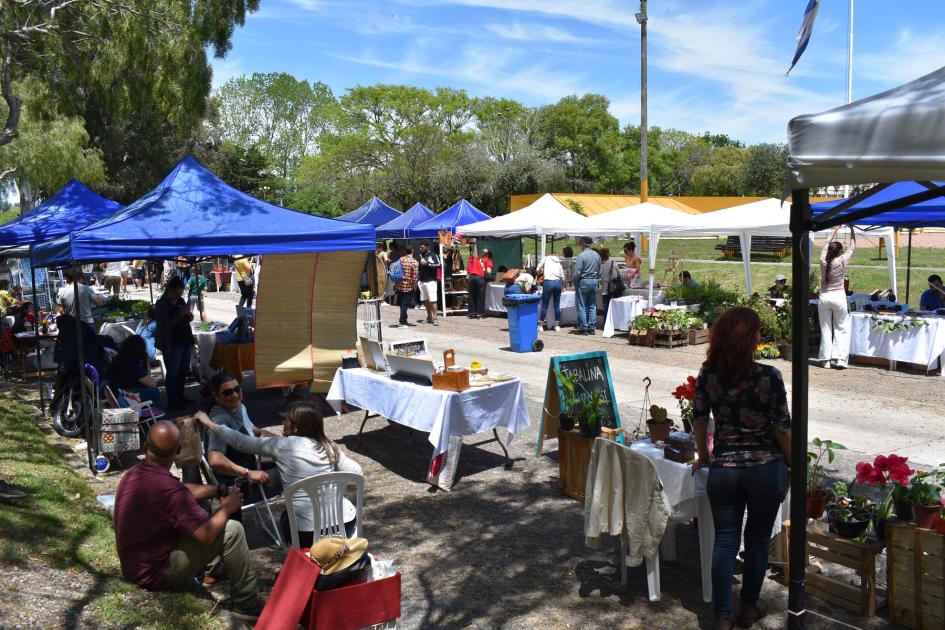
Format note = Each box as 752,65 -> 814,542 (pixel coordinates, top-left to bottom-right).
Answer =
812,181 -> 945,303
376,202 -> 435,239
337,196 -> 401,227
406,199 -> 489,239
32,157 -> 375,265
0,179 -> 122,250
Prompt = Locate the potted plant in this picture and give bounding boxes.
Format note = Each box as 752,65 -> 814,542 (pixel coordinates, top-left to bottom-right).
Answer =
576,389 -> 604,438
855,453 -> 915,532
827,504 -> 873,539
553,370 -> 579,431
909,468 -> 945,529
663,308 -> 690,332
671,376 -> 696,433
807,437 -> 847,519
646,405 -> 672,444
629,314 -> 659,346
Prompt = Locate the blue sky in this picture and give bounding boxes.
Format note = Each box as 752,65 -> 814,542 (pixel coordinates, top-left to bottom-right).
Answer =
212,0 -> 945,144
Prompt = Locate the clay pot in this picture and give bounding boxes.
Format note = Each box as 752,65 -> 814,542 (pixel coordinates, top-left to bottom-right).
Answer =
807,490 -> 828,519
914,504 -> 944,530
646,420 -> 671,444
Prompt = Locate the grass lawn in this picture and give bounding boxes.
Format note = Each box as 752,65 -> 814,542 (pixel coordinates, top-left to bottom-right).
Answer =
542,236 -> 940,307
0,393 -> 227,629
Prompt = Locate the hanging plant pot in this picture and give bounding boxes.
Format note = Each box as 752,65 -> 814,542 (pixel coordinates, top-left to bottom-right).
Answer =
807,490 -> 828,519
914,504 -> 943,530
646,420 -> 671,444
558,414 -> 576,431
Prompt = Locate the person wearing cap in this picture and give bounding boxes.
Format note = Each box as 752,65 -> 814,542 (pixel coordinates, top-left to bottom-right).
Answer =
572,237 -> 601,335
767,274 -> 790,300
113,420 -> 263,621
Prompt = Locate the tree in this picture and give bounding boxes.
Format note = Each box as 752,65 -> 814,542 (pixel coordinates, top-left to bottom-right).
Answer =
216,73 -> 334,201
1,1 -> 261,201
690,146 -> 748,196
739,142 -> 789,197
0,80 -> 106,212
209,141 -> 280,201
536,94 -> 623,192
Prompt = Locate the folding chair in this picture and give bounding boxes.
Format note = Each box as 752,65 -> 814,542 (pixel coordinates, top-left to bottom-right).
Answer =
200,454 -> 285,548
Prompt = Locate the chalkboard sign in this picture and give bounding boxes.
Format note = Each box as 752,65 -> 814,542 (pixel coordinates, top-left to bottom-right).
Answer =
535,352 -> 621,454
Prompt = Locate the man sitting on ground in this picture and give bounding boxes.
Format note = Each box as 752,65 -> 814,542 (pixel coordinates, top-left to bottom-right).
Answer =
920,274 -> 945,311
679,270 -> 700,288
113,420 -> 262,621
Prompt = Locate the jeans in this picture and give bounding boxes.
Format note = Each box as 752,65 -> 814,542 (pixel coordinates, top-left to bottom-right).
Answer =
707,460 -> 788,620
540,279 -> 562,323
397,291 -> 415,324
164,519 -> 258,607
237,279 -> 254,308
575,278 -> 598,331
468,274 -> 486,315
164,343 -> 191,406
817,290 -> 850,365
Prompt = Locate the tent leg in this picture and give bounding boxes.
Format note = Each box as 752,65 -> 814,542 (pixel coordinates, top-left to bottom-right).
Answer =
30,261 -> 44,417
905,229 -> 913,305
740,233 -> 753,294
439,243 -> 446,317
788,189 -> 811,630
540,234 -> 546,261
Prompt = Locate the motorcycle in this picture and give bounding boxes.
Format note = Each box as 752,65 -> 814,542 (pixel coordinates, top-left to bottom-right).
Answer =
50,314 -> 115,438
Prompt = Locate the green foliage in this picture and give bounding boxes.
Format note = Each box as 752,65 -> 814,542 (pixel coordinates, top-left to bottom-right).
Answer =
553,369 -> 580,417
660,308 -> 691,330
740,143 -> 789,197
664,280 -> 741,322
210,142 -> 281,202
690,146 -> 748,196
574,389 -> 604,433
648,404 -> 669,424
807,437 -> 847,492
631,313 -> 660,332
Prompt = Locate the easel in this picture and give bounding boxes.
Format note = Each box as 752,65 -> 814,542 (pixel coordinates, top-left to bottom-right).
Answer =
662,250 -> 681,286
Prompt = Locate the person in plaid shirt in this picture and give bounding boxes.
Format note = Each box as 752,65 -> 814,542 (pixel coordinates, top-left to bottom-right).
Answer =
395,246 -> 420,327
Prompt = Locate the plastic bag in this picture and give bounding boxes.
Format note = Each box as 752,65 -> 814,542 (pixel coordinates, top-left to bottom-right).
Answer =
174,417 -> 202,468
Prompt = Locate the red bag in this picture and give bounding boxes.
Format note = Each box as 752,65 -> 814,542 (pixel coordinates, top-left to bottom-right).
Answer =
257,548 -> 401,630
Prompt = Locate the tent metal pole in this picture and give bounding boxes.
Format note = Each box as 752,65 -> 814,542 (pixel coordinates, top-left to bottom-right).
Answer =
905,229 -> 913,305
788,189 -> 812,630
30,259 -> 45,418
439,242 -> 446,317
72,266 -> 93,473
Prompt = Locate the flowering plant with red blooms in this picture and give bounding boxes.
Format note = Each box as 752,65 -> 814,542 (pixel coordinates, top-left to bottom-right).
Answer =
672,376 -> 697,424
855,454 -> 915,494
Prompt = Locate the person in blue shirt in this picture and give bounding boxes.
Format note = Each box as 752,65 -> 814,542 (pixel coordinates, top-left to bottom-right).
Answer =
920,274 -> 945,311
572,237 -> 601,335
106,335 -> 162,407
134,306 -> 158,360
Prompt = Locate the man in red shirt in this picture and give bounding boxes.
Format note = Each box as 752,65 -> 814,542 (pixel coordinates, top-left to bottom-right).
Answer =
114,420 -> 262,621
394,245 -> 420,327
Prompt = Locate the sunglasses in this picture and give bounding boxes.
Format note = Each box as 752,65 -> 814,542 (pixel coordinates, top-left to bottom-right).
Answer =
218,385 -> 242,397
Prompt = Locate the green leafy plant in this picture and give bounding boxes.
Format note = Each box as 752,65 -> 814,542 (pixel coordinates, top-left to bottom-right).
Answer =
553,370 -> 580,418
687,315 -> 707,329
807,437 -> 847,495
631,313 -> 661,332
576,389 -> 604,434
909,468 -> 945,506
648,404 -> 670,425
661,308 -> 691,330
870,314 -> 929,334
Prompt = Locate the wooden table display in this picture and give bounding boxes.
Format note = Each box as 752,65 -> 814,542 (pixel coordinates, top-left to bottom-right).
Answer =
887,521 -> 945,629
781,520 -> 886,617
210,341 -> 255,381
557,427 -> 623,502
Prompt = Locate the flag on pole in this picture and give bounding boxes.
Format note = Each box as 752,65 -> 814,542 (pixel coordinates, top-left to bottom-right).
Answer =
786,0 -> 821,76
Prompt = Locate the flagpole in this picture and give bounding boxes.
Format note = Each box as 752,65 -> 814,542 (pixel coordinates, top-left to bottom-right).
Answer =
846,0 -> 854,103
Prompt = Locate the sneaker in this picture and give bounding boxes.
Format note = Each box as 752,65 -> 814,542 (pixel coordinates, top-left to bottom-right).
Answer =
554,325 -> 561,332
833,362 -> 848,370
425,316 -> 433,324
0,480 -> 26,500
231,600 -> 264,622
432,318 -> 439,326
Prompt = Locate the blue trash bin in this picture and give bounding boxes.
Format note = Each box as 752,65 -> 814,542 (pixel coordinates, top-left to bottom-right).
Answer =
502,293 -> 543,352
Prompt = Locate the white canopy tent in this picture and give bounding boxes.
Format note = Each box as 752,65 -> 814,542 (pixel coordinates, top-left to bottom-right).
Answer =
458,193 -> 588,258
656,198 -> 898,295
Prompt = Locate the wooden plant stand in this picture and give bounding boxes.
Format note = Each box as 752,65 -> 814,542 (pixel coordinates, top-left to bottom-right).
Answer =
688,328 -> 709,345
628,329 -> 654,347
654,329 -> 689,348
781,520 -> 886,617
887,521 -> 945,629
557,429 -> 595,502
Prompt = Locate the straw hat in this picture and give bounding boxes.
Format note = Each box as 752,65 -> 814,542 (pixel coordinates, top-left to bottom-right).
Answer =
309,537 -> 368,575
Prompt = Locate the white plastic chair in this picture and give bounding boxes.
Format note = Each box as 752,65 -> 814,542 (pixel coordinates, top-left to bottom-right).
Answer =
283,472 -> 364,548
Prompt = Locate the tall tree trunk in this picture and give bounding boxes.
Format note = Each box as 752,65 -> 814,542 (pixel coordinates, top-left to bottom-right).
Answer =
17,173 -> 35,214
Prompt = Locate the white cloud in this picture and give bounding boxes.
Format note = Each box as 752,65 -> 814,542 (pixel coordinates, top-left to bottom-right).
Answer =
285,0 -> 322,10
485,21 -> 588,43
857,28 -> 945,86
210,57 -> 244,89
398,0 -> 635,29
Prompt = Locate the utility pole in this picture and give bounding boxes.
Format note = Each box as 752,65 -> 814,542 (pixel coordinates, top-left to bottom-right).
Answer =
637,1 -> 648,201
846,0 -> 854,104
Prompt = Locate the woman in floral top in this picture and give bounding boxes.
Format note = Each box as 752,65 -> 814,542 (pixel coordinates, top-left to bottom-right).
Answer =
692,306 -> 792,630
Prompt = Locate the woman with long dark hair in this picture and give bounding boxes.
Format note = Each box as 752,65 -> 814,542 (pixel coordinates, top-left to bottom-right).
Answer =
106,335 -> 162,406
691,307 -> 792,630
195,400 -> 362,547
818,225 -> 855,368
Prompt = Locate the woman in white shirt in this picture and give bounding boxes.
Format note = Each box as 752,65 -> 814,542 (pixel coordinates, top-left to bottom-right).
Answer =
195,400 -> 363,546
537,252 -> 565,331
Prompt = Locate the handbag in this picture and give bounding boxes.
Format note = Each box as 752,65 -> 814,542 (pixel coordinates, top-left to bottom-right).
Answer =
173,417 -> 203,468
607,262 -> 625,298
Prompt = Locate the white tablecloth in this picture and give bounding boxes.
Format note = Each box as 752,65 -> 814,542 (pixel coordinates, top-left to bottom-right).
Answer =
849,313 -> 945,371
326,368 -> 530,456
602,296 -> 648,338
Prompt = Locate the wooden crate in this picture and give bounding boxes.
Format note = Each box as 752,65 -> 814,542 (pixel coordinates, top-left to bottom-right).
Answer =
654,330 -> 689,348
688,328 -> 709,345
557,429 -> 595,502
628,329 -> 654,347
888,521 -> 945,629
782,520 -> 886,617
